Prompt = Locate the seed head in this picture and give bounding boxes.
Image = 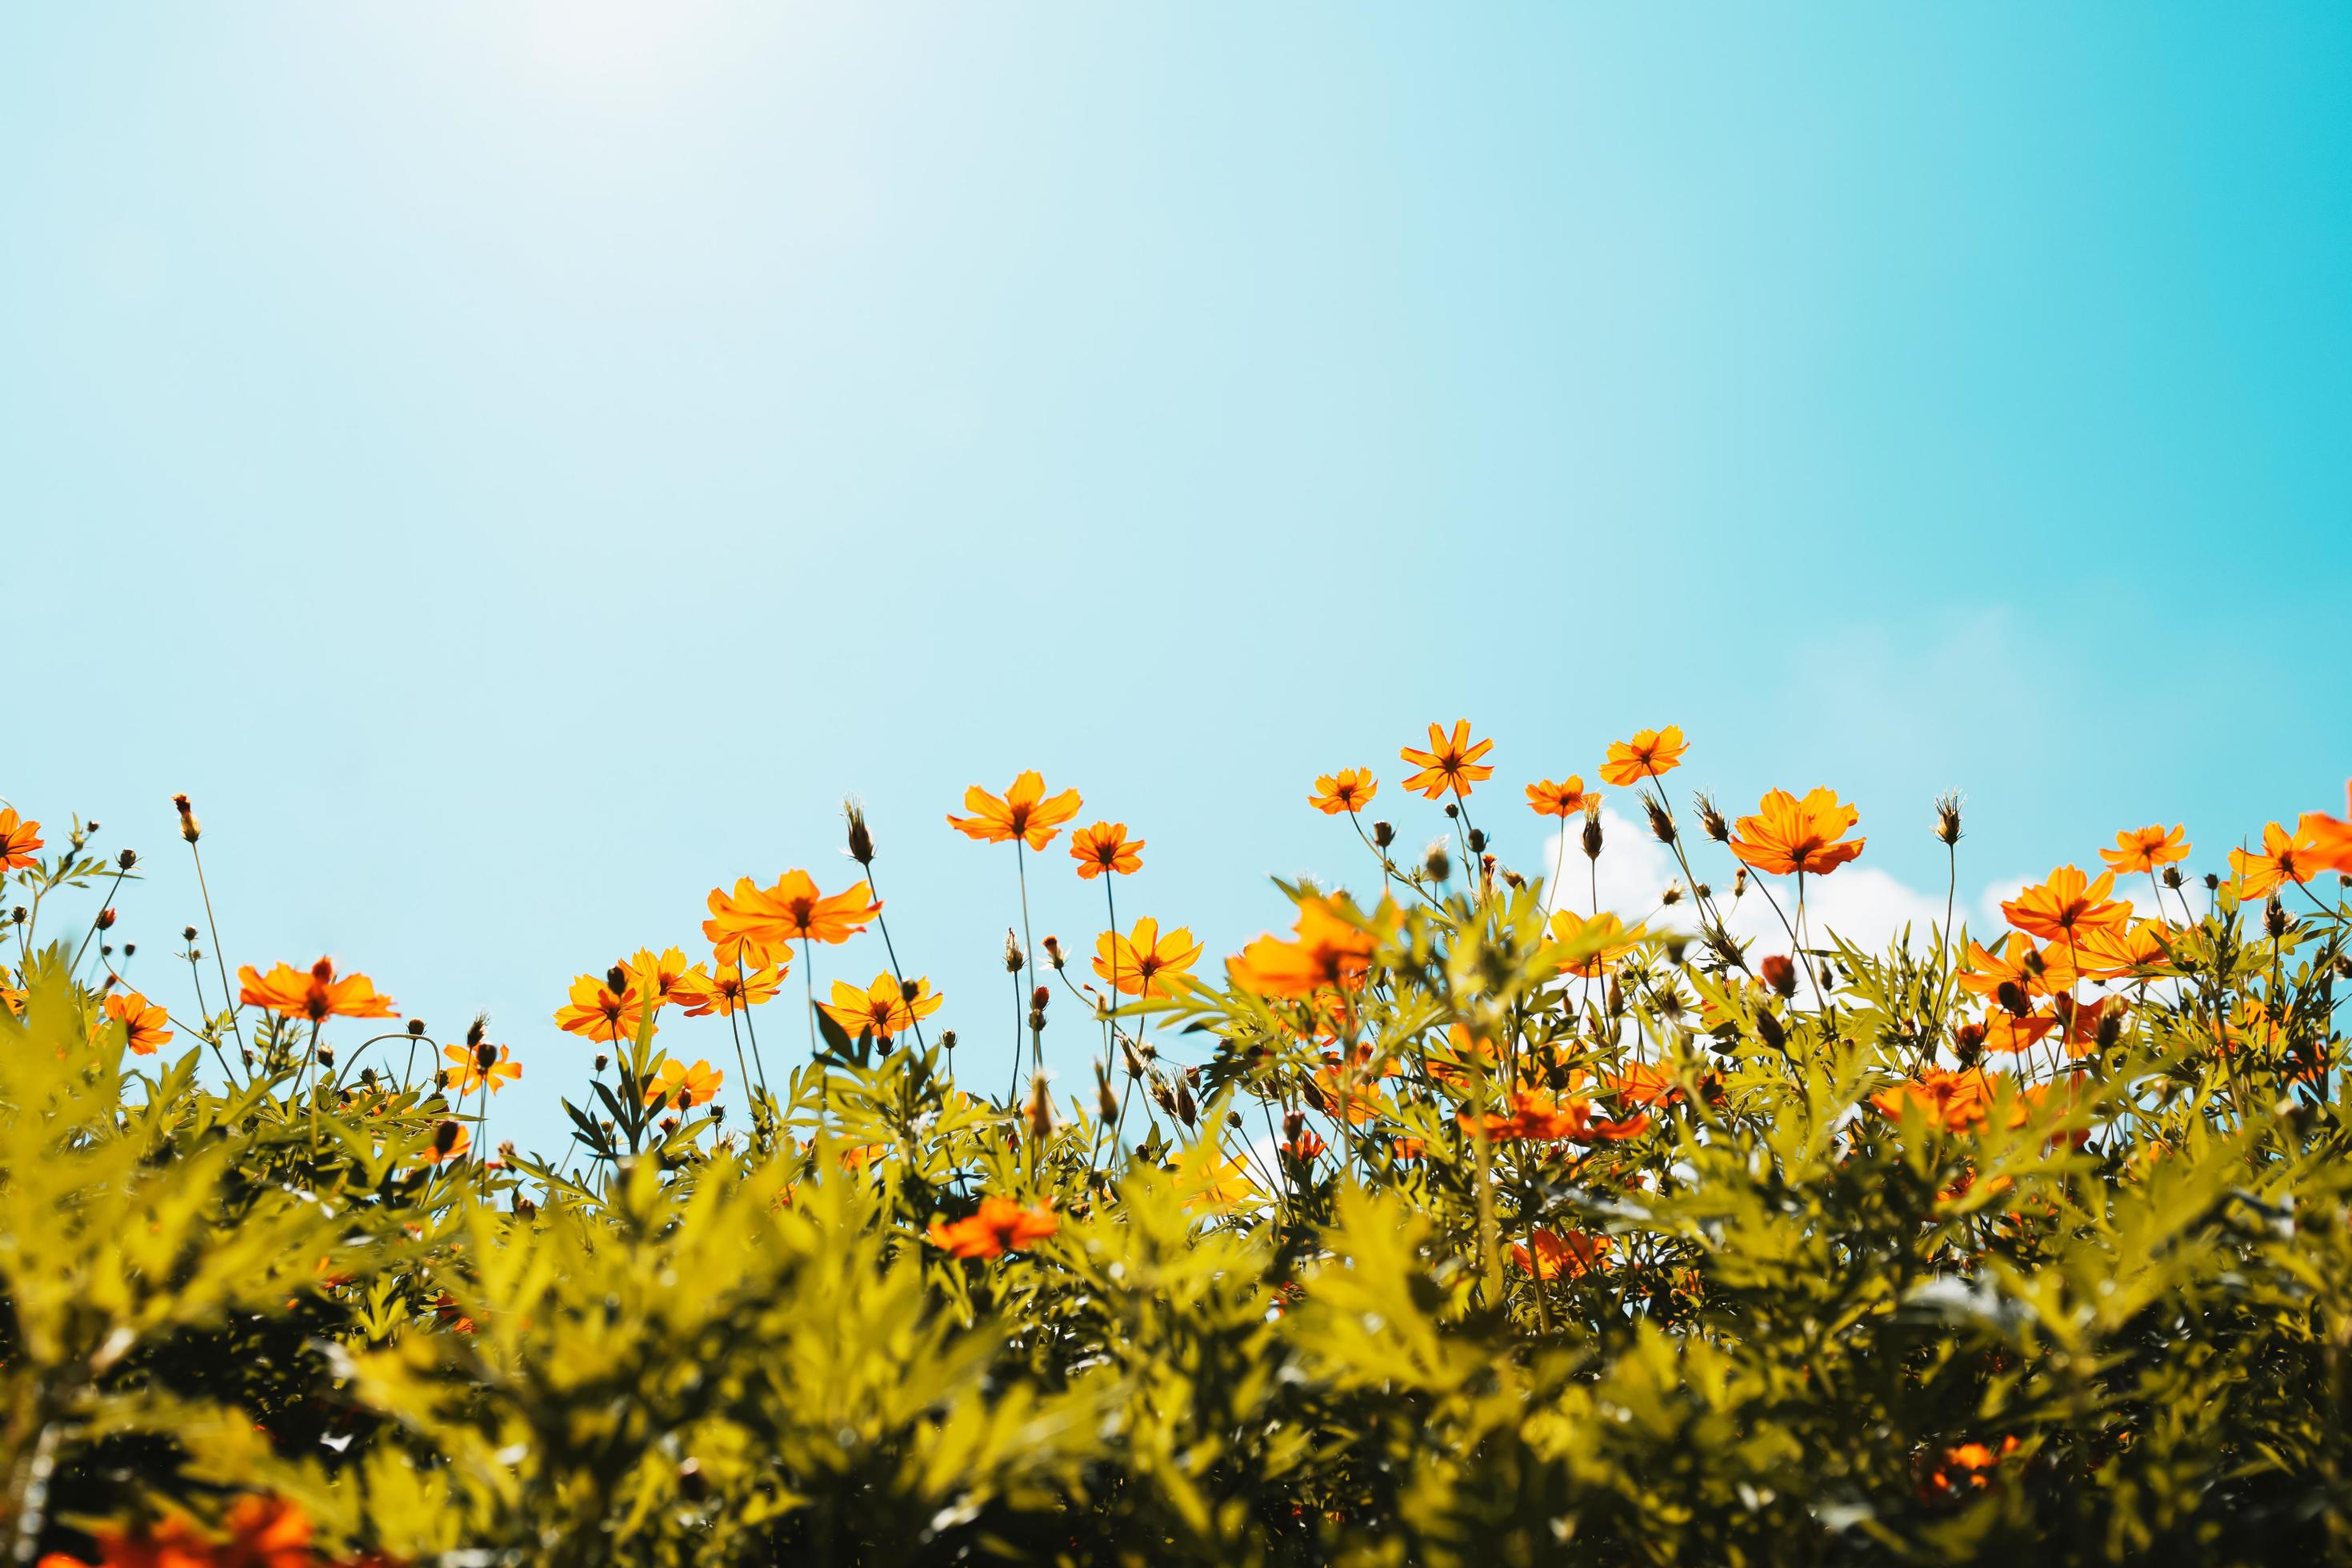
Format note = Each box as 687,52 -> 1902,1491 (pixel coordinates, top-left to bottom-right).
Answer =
1933,792 -> 1963,847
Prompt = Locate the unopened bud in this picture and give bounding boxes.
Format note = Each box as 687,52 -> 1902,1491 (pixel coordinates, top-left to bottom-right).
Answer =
1760,954 -> 1798,998
2265,897 -> 2289,939
116,847 -> 138,870
1024,1072 -> 1055,1142
1953,1021 -> 1986,1067
1643,796 -> 1676,846
317,1045 -> 335,1068
1466,827 -> 1487,854
2162,866 -> 2184,890
434,1119 -> 462,1156
1095,1064 -> 1119,1122
1227,1110 -> 1244,1129
1372,820 -> 1395,849
1004,930 -> 1024,974
1995,980 -> 2031,1018
1175,1079 -> 1195,1126
466,1014 -> 488,1049
1581,814 -> 1605,862
406,1018 -> 425,1037
183,925 -> 199,942
1042,935 -> 1064,969
844,799 -> 874,865
172,794 -> 201,843
606,964 -> 629,994
1422,842 -> 1452,883
1755,1010 -> 1786,1053
1694,794 -> 1729,843
1933,792 -> 1963,847
95,907 -> 116,930
594,1053 -> 610,1073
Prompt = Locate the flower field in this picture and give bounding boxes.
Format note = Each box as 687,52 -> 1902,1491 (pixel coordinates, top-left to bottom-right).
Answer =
6,728 -> 2352,1566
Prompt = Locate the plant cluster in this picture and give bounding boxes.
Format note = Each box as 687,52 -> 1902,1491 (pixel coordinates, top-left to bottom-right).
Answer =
4,733 -> 2352,1566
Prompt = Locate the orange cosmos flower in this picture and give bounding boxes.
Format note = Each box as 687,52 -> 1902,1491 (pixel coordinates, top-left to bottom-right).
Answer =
1093,916 -> 1205,998
704,870 -> 878,962
926,1195 -> 1059,1258
1922,1437 -> 2020,1500
238,958 -> 398,1022
671,961 -> 783,1018
1070,821 -> 1143,878
946,770 -> 1083,850
1398,719 -> 1494,800
1600,1060 -> 1679,1108
415,1121 -> 473,1166
819,972 -> 942,1042
1510,1228 -> 1612,1280
2098,823 -> 2189,874
2229,819 -> 2322,899
646,1056 -> 724,1110
554,973 -> 650,1042
1869,1068 -> 1996,1134
1727,786 -> 1866,877
626,946 -> 698,1010
1309,769 -> 1378,814
443,1041 -> 522,1095
1598,725 -> 1687,787
42,1494 -> 318,1568
0,807 -> 42,870
102,990 -> 174,1055
0,966 -> 22,1018
1954,933 -> 2051,1004
2000,866 -> 2131,942
1546,908 -> 1646,978
1226,896 -> 1381,999
1462,1086 -> 1648,1143
2302,782 -> 2352,872
1525,775 -> 1594,818
2072,918 -> 2174,979
1981,1010 -> 2060,1056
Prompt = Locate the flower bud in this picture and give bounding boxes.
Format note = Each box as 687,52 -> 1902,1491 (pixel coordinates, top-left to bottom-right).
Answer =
1032,986 -> 1050,1011
1227,1110 -> 1244,1129
1024,1071 -> 1055,1142
1443,803 -> 1460,820
434,1119 -> 462,1156
1372,820 -> 1395,849
1995,980 -> 2031,1018
1695,794 -> 1730,843
116,847 -> 138,870
606,964 -> 629,995
1582,814 -> 1605,862
594,1054 -> 610,1073
95,907 -> 116,930
1422,842 -> 1452,883
939,1029 -> 958,1052
1755,1010 -> 1786,1052
2265,896 -> 2290,939
1175,1079 -> 1195,1127
1466,827 -> 1488,854
844,799 -> 874,866
477,1040 -> 499,1072
466,1014 -> 488,1049
1953,1021 -> 1986,1067
1042,935 -> 1064,970
1643,796 -> 1677,846
1095,1063 -> 1119,1122
183,925 -> 199,941
317,1045 -> 335,1068
1004,930 -> 1024,974
172,794 -> 201,843
1933,792 -> 1963,847
1759,954 -> 1798,998
2162,866 -> 2184,890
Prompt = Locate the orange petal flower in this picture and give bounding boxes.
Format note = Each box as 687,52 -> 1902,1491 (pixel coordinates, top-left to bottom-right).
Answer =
553,972 -> 650,1043
819,972 -> 942,1042
1869,1067 -> 1997,1133
1954,933 -> 2051,1004
1980,1010 -> 2059,1056
2071,918 -> 2174,980
705,870 -> 878,958
443,1040 -> 522,1095
1309,769 -> 1378,814
2301,782 -> 2352,873
101,990 -> 174,1055
1546,908 -> 1646,978
1727,786 -> 1866,878
237,958 -> 398,1023
626,946 -> 698,1011
1092,916 -> 1204,998
1598,725 -> 1687,787
1226,896 -> 1380,1000
2098,823 -> 2189,874
2000,866 -> 2131,942
672,961 -> 783,1018
0,807 -> 42,870
1070,821 -> 1143,878
946,770 -> 1084,850
1398,719 -> 1495,801
1510,1227 -> 1612,1280
2230,819 -> 2322,900
1525,775 -> 1593,818
926,1195 -> 1059,1258
646,1056 -> 724,1110
1462,1086 -> 1649,1143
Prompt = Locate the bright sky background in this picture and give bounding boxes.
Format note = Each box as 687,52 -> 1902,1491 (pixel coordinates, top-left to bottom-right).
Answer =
8,5 -> 2349,1151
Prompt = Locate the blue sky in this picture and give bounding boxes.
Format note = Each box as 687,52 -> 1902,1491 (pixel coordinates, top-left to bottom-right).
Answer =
7,5 -> 2348,1150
